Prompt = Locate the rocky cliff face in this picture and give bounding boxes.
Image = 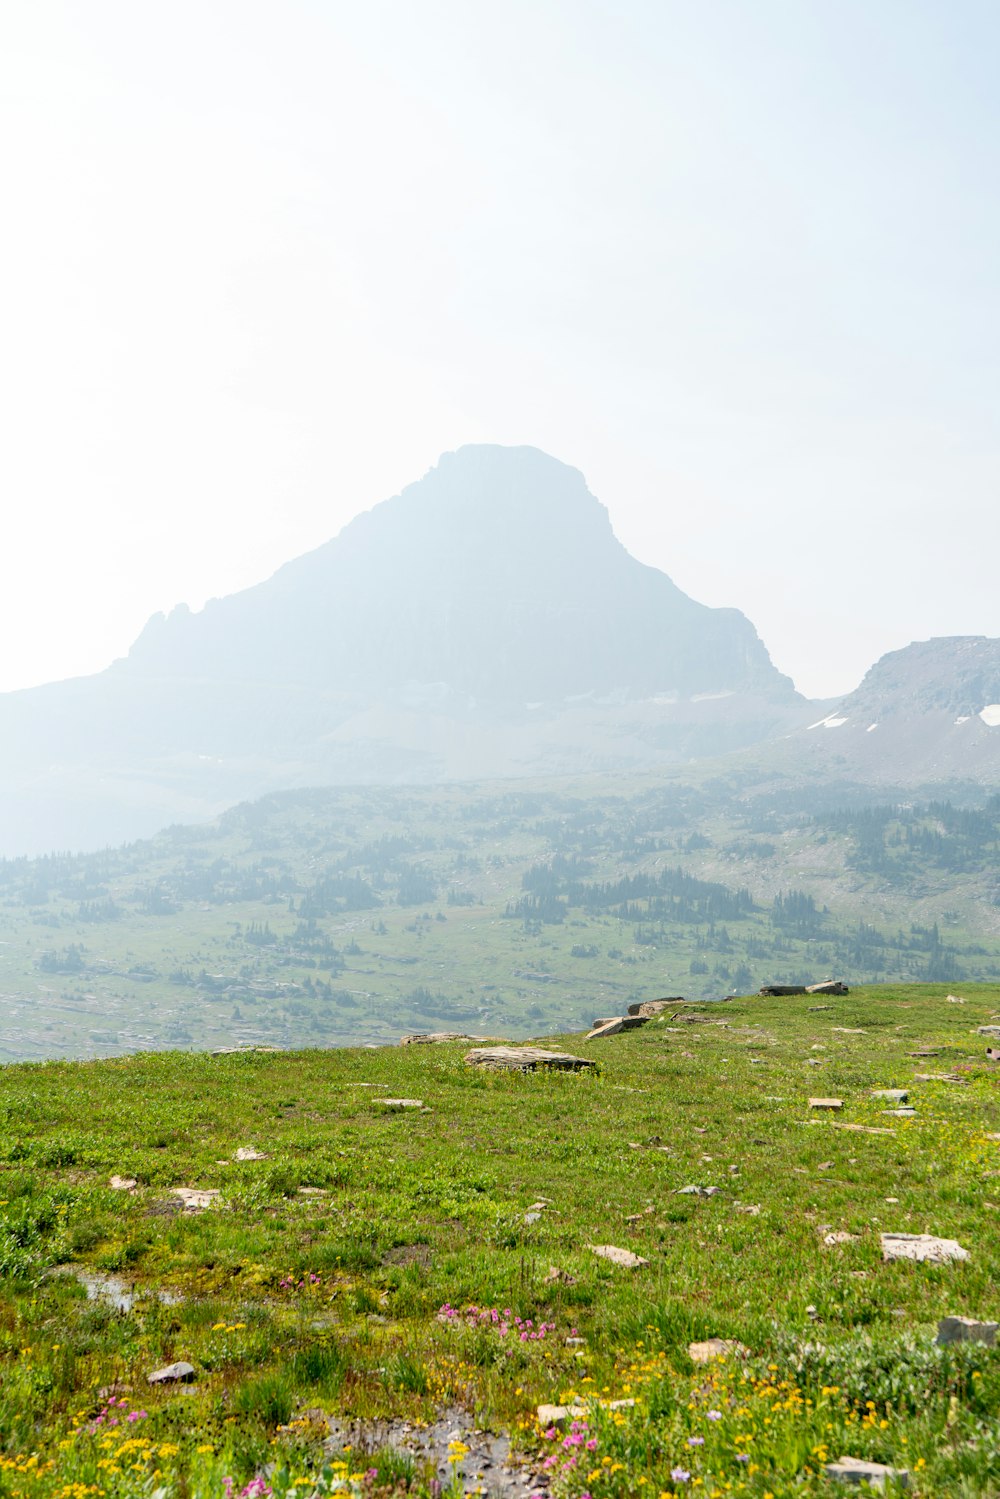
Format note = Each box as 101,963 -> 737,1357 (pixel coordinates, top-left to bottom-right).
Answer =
0,445 -> 806,854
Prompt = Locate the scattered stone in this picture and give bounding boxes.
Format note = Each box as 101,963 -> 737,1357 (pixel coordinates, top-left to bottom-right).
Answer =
536,1402 -> 581,1429
831,1028 -> 865,1035
523,1212 -> 542,1225
936,1315 -> 998,1347
807,1058 -> 824,1066
735,1203 -> 761,1215
909,1049 -> 940,1057
676,1185 -> 722,1197
586,1017 -> 649,1039
234,1147 -> 267,1161
880,1233 -> 969,1264
147,1361 -> 196,1386
808,1005 -> 832,1012
986,1048 -> 1000,1062
871,1089 -> 909,1103
109,1176 -> 138,1191
588,1244 -> 649,1269
544,1266 -> 577,1285
381,1098 -> 424,1109
172,1188 -> 220,1213
688,1338 -> 748,1364
823,1231 -> 859,1246
978,1026 -> 1000,1037
298,1186 -> 328,1196
809,1098 -> 844,1111
946,994 -> 966,1004
464,1046 -> 596,1072
565,1336 -> 587,1347
831,1122 -> 894,1135
884,1108 -> 916,1117
825,1456 -> 908,1489
913,1073 -> 965,1084
527,1199 -> 551,1211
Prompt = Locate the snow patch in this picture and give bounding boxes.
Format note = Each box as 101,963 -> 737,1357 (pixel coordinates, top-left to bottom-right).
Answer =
979,704 -> 1000,728
954,715 -> 971,725
867,723 -> 879,732
807,713 -> 849,731
691,690 -> 735,703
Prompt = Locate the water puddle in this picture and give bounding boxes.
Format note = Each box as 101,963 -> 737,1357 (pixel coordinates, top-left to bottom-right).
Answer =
50,1266 -> 184,1313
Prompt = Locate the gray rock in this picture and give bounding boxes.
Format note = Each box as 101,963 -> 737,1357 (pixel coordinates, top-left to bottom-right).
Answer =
148,1361 -> 196,1385
825,1456 -> 908,1488
109,1175 -> 138,1191
883,1107 -> 916,1117
172,1187 -> 220,1213
871,1089 -> 909,1103
936,1315 -> 998,1346
978,1026 -> 1000,1037
823,1230 -> 859,1246
381,1098 -> 424,1109
880,1232 -> 969,1264
234,1147 -> 267,1161
809,1098 -> 844,1110
464,1046 -> 597,1072
676,1184 -> 722,1197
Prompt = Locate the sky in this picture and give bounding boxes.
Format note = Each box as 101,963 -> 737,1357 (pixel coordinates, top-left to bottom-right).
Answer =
1,0 -> 998,701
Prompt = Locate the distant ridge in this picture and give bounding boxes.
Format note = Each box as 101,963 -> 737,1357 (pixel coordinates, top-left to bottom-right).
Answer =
0,445 -> 807,853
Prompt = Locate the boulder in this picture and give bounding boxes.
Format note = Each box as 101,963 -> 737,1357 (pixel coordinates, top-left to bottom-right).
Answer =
987,1048 -> 1000,1062
464,1046 -> 596,1072
400,1032 -> 504,1045
759,985 -> 807,996
806,981 -> 850,995
936,1315 -> 997,1347
381,1098 -> 424,1109
586,1015 -> 648,1039
148,1361 -> 196,1385
627,997 -> 686,1016
978,1026 -> 1000,1037
880,1232 -> 969,1264
825,1457 -> 908,1489
809,1098 -> 844,1111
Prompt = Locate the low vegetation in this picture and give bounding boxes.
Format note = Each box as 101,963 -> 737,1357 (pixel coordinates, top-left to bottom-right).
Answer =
1,984 -> 999,1495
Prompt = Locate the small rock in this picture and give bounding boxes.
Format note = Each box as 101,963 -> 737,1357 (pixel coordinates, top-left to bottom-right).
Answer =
381,1098 -> 424,1109
676,1185 -> 722,1197
936,1315 -> 998,1347
825,1456 -> 908,1489
946,995 -> 966,1004
109,1176 -> 138,1191
880,1232 -> 969,1264
978,1026 -> 1000,1037
148,1361 -> 196,1385
297,1186 -> 328,1196
883,1108 -> 916,1117
831,1027 -> 865,1035
735,1203 -> 761,1215
565,1337 -> 587,1347
588,1244 -> 649,1269
809,1098 -> 844,1111
913,1073 -> 965,1084
688,1338 -> 748,1364
523,1212 -> 542,1225
986,1048 -> 1000,1062
823,1230 -> 858,1246
536,1403 -> 581,1429
544,1266 -> 577,1285
871,1089 -> 909,1103
831,1122 -> 894,1135
234,1147 -> 267,1161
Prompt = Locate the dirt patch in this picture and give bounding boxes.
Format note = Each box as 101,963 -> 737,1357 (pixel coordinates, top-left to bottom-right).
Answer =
382,1243 -> 434,1270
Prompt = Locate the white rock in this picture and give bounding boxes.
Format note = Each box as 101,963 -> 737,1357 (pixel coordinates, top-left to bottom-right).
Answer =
823,1231 -> 859,1246
809,1098 -> 844,1110
234,1147 -> 267,1161
172,1187 -> 220,1212
381,1098 -> 424,1108
109,1175 -> 137,1191
688,1337 -> 748,1364
880,1232 -> 969,1264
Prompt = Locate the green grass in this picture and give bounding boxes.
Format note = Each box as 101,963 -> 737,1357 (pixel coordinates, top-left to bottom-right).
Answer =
0,983 -> 999,1495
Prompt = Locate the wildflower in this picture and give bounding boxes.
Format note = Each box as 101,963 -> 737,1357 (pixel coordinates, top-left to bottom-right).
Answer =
688,1435 -> 705,1446
672,1468 -> 691,1483
707,1410 -> 722,1421
735,1455 -> 750,1463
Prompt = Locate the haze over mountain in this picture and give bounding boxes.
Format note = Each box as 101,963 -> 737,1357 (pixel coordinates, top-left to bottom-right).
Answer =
0,446 -> 806,855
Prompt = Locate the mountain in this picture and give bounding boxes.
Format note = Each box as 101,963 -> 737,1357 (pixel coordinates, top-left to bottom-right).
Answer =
0,445 -> 807,855
769,636 -> 1000,786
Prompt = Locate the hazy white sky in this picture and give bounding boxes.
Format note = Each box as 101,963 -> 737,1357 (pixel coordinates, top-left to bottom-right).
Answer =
2,0 -> 998,699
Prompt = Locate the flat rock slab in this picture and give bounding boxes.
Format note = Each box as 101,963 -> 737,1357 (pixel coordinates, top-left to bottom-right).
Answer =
759,985 -> 807,996
825,1456 -> 908,1489
936,1315 -> 998,1346
807,980 -> 849,994
881,1232 -> 969,1264
381,1098 -> 424,1109
676,1184 -> 722,1197
831,1028 -> 865,1035
109,1175 -> 138,1191
172,1188 -> 220,1213
809,1098 -> 844,1110
234,1147 -> 267,1161
464,1046 -> 596,1072
400,1032 -> 505,1045
883,1108 -> 916,1117
586,1017 -> 648,1039
588,1243 -> 649,1269
824,1231 -> 859,1246
148,1361 -> 196,1385
832,1122 -> 894,1135
688,1338 -> 749,1364
978,1026 -> 1000,1037
913,1072 -> 966,1084
871,1090 -> 909,1103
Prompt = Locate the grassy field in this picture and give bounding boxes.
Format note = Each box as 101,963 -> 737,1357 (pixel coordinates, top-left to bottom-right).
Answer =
1,983 -> 1000,1496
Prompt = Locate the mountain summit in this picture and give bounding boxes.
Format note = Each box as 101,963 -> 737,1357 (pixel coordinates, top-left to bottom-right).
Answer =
125,445 -> 788,702
0,445 -> 804,853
